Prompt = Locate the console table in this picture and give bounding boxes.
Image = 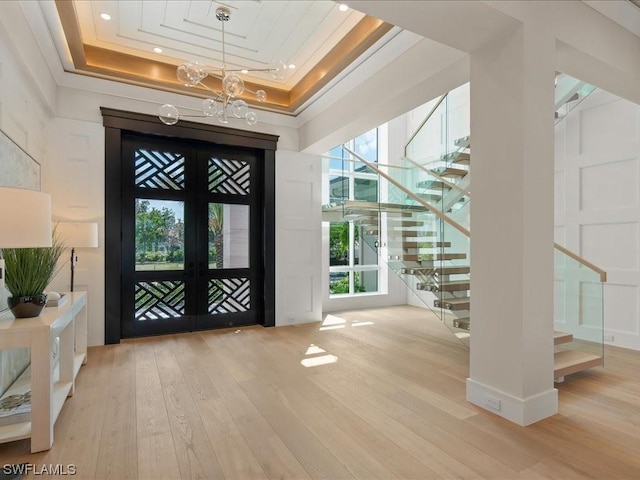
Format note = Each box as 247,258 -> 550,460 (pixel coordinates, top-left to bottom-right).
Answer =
0,291 -> 87,452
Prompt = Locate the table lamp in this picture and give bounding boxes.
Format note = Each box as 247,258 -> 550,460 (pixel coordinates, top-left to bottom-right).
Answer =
0,188 -> 52,291
57,222 -> 98,292
0,187 -> 52,247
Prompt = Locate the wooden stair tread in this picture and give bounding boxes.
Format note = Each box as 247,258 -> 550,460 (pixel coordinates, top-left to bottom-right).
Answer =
441,151 -> 471,164
322,200 -> 429,214
376,231 -> 438,238
415,180 -> 447,190
385,220 -> 425,227
386,241 -> 451,248
431,167 -> 468,178
436,296 -> 470,305
352,211 -> 413,218
434,297 -> 470,311
452,152 -> 471,165
452,317 -> 470,330
418,281 -> 470,292
554,350 -> 603,378
402,265 -> 470,275
554,331 -> 573,345
412,193 -> 442,202
395,252 -> 466,262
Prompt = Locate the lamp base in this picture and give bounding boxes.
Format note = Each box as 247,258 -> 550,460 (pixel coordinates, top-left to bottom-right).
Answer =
8,295 -> 47,318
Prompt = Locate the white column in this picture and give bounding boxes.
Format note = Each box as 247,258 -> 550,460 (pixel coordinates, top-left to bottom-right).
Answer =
467,21 -> 557,425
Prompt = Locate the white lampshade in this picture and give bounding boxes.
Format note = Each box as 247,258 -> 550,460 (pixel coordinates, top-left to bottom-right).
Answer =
57,222 -> 99,248
0,187 -> 52,248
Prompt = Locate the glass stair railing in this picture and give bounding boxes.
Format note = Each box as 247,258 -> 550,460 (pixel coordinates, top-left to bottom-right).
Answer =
402,94 -> 471,221
553,244 -> 605,381
399,83 -> 605,379
323,80 -> 605,377
321,143 -> 472,345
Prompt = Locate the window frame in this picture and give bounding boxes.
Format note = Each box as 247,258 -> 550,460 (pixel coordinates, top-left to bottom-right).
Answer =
326,129 -> 382,297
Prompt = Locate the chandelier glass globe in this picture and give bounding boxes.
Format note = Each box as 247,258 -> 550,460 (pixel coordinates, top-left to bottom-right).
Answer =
246,111 -> 258,126
222,74 -> 245,97
176,62 -> 206,87
158,104 -> 180,125
231,99 -> 249,118
158,7 -> 289,127
268,60 -> 287,80
202,99 -> 223,117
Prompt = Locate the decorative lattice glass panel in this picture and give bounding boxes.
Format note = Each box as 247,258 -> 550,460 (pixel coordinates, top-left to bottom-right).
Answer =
135,281 -> 185,321
208,278 -> 250,314
135,149 -> 185,190
208,157 -> 250,195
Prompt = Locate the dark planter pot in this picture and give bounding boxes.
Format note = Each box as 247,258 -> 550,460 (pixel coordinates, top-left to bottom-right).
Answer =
8,294 -> 48,318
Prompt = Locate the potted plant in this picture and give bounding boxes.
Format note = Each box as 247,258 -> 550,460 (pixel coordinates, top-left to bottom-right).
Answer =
2,232 -> 65,318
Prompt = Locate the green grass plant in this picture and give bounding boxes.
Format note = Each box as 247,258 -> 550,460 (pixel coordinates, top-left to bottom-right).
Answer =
2,231 -> 65,297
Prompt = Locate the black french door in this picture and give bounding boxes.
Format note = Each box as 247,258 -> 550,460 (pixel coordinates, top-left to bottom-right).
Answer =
120,133 -> 263,337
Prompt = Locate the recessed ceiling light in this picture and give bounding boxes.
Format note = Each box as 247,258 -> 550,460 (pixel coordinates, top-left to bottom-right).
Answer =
100,12 -> 111,21
153,47 -> 163,54
288,64 -> 296,69
241,69 -> 249,74
338,4 -> 348,12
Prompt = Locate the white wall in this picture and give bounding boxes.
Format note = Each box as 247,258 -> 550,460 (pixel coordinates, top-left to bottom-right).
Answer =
0,25 -> 52,164
44,118 -> 105,346
0,5 -> 55,393
555,88 -> 640,350
275,150 -> 323,325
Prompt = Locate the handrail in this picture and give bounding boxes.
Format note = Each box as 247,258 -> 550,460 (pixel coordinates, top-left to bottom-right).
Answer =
323,155 -> 408,170
404,94 -> 447,157
343,151 -> 607,283
402,155 -> 471,197
554,242 -> 607,282
343,146 -> 471,237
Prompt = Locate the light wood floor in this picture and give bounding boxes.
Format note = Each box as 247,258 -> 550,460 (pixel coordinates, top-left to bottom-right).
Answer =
1,305 -> 640,479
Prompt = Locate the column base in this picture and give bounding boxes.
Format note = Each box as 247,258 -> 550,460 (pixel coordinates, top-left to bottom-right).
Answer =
466,378 -> 558,426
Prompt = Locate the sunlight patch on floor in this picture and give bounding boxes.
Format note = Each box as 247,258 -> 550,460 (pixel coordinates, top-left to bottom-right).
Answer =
322,314 -> 346,326
319,325 -> 346,331
320,314 -> 375,330
301,342 -> 338,368
305,344 -> 326,355
301,354 -> 338,368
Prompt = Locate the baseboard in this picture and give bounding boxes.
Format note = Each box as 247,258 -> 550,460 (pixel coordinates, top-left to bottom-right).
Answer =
466,378 -> 558,426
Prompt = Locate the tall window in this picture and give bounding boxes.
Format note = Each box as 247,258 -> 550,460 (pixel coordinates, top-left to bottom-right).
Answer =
326,129 -> 380,296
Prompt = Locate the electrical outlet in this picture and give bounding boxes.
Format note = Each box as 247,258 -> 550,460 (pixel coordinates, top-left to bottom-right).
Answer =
485,395 -> 501,411
604,334 -> 614,342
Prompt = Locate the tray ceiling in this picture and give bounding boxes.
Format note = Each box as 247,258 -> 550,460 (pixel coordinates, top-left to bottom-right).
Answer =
52,0 -> 392,115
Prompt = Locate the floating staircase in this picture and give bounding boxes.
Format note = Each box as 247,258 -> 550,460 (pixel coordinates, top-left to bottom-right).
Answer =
324,80 -> 605,381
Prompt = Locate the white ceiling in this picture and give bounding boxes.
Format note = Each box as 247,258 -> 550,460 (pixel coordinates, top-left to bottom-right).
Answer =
72,0 -> 365,89
583,1 -> 640,38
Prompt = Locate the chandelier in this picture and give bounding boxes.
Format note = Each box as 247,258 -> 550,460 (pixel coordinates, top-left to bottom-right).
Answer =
158,7 -> 286,127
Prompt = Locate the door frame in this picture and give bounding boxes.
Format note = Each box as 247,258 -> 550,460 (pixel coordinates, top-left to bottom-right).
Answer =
102,108 -> 278,344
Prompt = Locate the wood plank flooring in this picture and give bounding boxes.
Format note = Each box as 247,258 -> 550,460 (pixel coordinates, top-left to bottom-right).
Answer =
1,305 -> 640,479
